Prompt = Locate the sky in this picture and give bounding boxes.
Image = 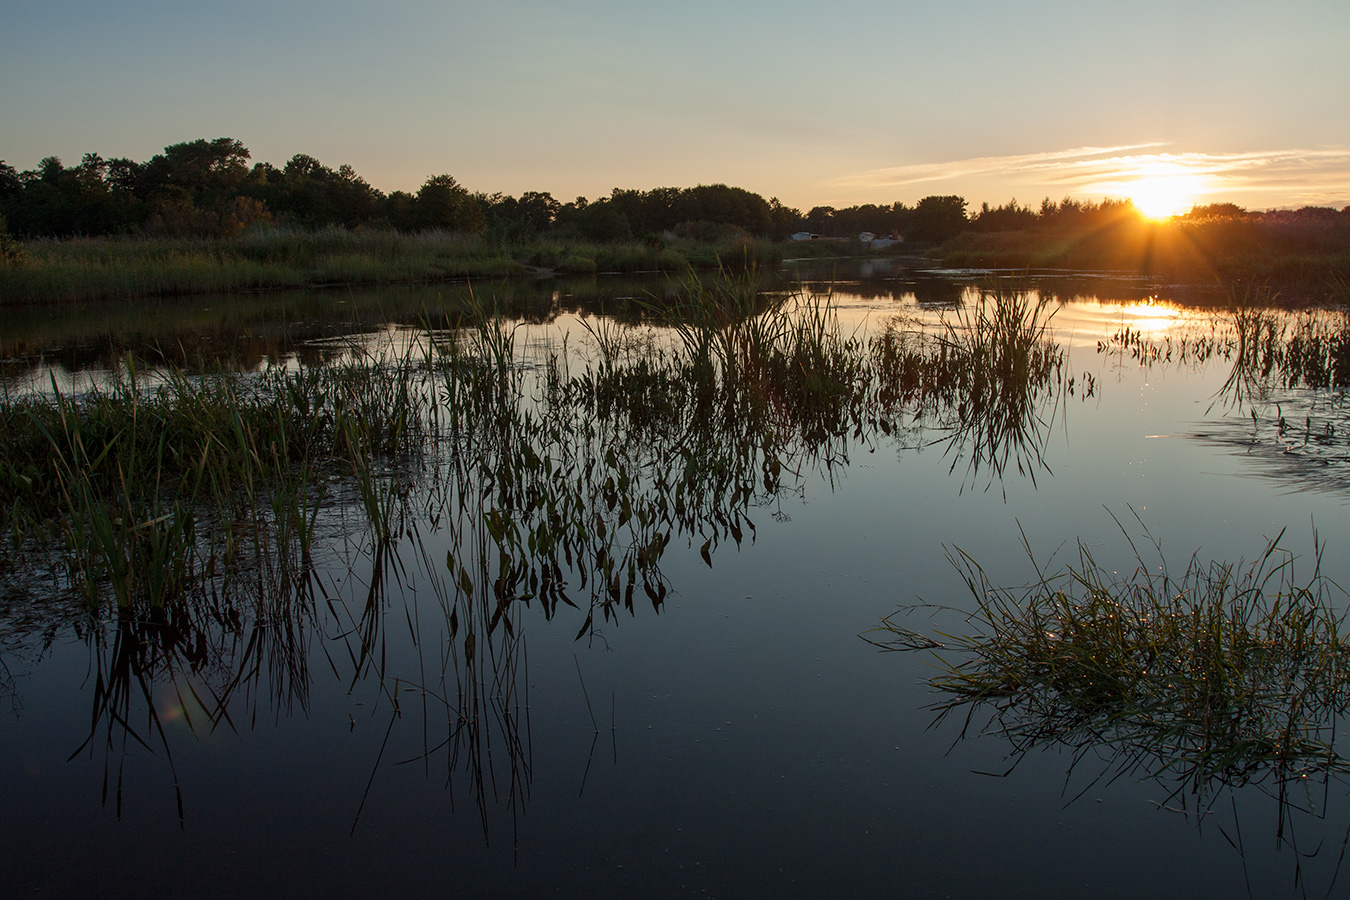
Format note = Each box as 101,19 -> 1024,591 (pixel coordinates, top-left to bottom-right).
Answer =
3,0 -> 1348,214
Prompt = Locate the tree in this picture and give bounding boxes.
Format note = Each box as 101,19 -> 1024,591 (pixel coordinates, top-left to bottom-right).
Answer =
415,174 -> 484,233
0,214 -> 25,264
573,199 -> 631,242
907,195 -> 968,243
971,199 -> 1037,233
767,197 -> 803,240
140,138 -> 251,203
804,206 -> 835,235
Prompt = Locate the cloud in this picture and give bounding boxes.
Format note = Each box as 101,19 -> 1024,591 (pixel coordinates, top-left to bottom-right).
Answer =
829,146 -> 1350,206
827,145 -> 1167,189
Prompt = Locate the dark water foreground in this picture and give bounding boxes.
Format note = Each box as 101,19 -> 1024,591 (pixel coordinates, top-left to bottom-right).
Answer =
4,264 -> 1350,899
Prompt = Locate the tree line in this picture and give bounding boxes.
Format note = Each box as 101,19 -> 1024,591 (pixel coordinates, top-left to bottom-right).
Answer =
0,137 -> 962,243
2,138 -> 1347,246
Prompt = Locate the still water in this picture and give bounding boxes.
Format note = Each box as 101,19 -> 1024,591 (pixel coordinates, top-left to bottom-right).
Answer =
3,263 -> 1349,898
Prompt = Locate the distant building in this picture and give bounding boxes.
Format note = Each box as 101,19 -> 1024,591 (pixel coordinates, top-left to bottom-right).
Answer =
790,232 -> 817,241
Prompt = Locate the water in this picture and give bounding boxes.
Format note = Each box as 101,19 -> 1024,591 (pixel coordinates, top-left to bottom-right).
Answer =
3,264 -> 1349,898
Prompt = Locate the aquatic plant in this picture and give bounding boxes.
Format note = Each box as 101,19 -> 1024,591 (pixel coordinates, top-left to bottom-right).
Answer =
0,274 -> 1088,831
870,515 -> 1350,809
1100,299 -> 1350,494
0,350 -> 430,610
872,287 -> 1083,492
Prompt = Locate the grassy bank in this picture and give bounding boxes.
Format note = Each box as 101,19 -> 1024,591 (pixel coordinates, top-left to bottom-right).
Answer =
0,227 -> 790,305
940,220 -> 1350,298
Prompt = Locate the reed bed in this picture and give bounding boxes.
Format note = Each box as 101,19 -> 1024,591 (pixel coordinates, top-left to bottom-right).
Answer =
0,229 -> 787,304
1,275 -> 1084,823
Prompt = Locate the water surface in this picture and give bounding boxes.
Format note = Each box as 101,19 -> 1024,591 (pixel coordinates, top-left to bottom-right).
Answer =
3,264 -> 1349,898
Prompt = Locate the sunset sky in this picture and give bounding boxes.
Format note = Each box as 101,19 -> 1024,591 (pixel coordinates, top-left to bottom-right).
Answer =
3,0 -> 1347,213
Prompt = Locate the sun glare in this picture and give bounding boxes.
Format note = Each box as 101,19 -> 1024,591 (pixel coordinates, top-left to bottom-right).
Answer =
1129,177 -> 1202,220
1087,159 -> 1217,221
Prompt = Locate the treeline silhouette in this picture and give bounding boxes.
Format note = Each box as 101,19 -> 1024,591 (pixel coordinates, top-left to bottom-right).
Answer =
2,138 -> 1348,282
0,138 -> 1012,245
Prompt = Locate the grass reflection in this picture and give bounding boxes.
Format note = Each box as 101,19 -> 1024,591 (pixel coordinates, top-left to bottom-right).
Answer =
1101,297 -> 1350,494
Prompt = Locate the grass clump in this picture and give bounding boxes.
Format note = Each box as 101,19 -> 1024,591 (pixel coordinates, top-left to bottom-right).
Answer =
871,514 -> 1350,796
871,288 -> 1087,493
1,353 -> 426,611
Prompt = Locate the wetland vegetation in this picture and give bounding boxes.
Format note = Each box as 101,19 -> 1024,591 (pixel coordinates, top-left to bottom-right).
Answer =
5,138 -> 1348,306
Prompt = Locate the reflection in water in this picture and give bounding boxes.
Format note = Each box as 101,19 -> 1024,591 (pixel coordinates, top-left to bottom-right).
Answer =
0,275 -> 1081,832
875,291 -> 1090,494
872,519 -> 1350,896
1101,304 -> 1350,493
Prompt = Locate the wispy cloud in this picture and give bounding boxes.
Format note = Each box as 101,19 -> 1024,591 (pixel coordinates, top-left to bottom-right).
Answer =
829,146 -> 1350,206
828,145 -> 1167,188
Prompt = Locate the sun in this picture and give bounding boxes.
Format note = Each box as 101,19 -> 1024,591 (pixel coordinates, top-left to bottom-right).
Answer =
1128,176 -> 1203,220
1087,159 -> 1216,221
1120,160 -> 1215,220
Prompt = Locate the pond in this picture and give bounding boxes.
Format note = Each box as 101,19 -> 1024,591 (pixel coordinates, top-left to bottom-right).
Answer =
3,262 -> 1350,899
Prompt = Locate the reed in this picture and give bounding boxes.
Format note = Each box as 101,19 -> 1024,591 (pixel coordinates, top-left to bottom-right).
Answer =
0,230 -> 786,305
0,351 -> 429,610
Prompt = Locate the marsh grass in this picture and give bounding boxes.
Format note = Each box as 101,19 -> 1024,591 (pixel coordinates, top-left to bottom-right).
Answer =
0,274 -> 1081,630
870,514 -> 1350,810
0,229 -> 524,304
873,288 -> 1086,492
0,273 -> 1086,825
0,230 -> 785,305
1102,298 -> 1350,494
0,349 -> 429,610
1102,295 -> 1350,393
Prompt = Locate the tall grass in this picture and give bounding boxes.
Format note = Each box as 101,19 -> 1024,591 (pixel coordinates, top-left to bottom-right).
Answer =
0,229 -> 787,305
873,288 -> 1087,492
0,228 -> 524,304
2,275 -> 1088,822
